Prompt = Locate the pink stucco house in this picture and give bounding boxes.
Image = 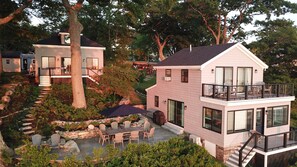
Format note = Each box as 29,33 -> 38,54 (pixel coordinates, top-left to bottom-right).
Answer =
146,43 -> 296,167
33,32 -> 105,86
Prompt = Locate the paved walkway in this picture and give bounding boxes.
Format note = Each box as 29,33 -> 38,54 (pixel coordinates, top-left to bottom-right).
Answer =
51,121 -> 178,160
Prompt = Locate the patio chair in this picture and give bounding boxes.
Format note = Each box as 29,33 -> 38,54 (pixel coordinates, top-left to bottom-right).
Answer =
98,130 -> 110,146
124,121 -> 131,128
99,124 -> 106,131
111,122 -> 118,130
143,121 -> 150,132
129,131 -> 139,144
113,133 -> 124,148
143,127 -> 155,141
264,85 -> 272,95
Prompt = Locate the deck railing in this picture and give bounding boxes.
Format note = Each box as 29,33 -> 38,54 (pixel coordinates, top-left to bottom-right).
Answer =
256,130 -> 297,152
202,83 -> 294,101
38,67 -> 102,77
239,132 -> 259,167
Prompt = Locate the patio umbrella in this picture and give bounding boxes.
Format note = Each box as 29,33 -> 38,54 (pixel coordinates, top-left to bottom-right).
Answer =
100,105 -> 148,118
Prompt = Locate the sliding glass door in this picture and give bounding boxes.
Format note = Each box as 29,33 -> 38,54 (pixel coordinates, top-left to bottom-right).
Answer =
168,99 -> 184,127
237,67 -> 252,92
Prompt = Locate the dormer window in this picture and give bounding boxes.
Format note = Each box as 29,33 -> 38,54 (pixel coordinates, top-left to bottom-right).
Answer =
64,35 -> 70,44
59,32 -> 70,45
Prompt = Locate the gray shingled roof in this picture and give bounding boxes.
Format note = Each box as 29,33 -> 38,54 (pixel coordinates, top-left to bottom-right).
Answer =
35,33 -> 103,47
1,51 -> 22,58
155,43 -> 237,66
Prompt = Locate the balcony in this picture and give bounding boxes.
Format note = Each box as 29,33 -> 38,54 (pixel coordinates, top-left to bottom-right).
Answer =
202,83 -> 294,101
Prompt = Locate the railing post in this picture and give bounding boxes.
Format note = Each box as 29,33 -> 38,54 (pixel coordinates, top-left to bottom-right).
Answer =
245,86 -> 248,99
239,149 -> 242,167
254,134 -> 257,148
202,84 -> 205,97
212,85 -> 216,98
261,85 -> 264,98
227,86 -> 230,101
264,136 -> 268,152
284,133 -> 287,148
276,84 -> 280,97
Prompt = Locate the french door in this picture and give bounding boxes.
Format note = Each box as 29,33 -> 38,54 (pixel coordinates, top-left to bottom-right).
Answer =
237,67 -> 252,92
167,99 -> 184,127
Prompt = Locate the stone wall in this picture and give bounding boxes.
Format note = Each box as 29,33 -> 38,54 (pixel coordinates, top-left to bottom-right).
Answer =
216,145 -> 240,162
58,128 -> 99,140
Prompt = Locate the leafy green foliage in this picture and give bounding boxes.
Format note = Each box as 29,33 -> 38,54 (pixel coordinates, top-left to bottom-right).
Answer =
107,137 -> 223,167
99,62 -> 140,103
16,141 -> 57,167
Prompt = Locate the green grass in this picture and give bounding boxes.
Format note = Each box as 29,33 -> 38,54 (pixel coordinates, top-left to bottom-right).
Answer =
135,74 -> 156,95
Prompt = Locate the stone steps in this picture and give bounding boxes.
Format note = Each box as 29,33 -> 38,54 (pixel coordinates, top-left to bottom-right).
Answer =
22,118 -> 34,122
19,126 -> 32,131
22,122 -> 32,126
23,130 -> 35,135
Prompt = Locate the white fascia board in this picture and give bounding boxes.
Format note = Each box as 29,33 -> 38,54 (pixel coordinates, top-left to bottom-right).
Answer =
236,43 -> 269,69
33,44 -> 106,50
154,66 -> 201,69
200,43 -> 269,70
145,84 -> 157,92
200,96 -> 295,107
200,43 -> 239,70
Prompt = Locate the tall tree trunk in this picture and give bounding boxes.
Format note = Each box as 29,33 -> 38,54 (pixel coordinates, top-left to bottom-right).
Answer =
67,4 -> 86,109
154,33 -> 170,61
158,45 -> 166,61
0,52 -> 2,77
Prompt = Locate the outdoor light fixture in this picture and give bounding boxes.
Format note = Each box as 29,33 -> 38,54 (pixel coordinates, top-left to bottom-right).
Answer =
211,69 -> 214,73
255,69 -> 258,73
83,59 -> 85,62
184,105 -> 187,110
163,100 -> 167,104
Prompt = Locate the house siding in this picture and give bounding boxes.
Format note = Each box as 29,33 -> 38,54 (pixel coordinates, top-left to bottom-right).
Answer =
34,47 -> 104,77
202,46 -> 264,85
2,58 -> 21,72
147,44 -> 294,158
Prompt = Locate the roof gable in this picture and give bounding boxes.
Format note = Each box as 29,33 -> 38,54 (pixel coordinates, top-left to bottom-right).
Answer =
155,43 -> 236,67
154,43 -> 268,69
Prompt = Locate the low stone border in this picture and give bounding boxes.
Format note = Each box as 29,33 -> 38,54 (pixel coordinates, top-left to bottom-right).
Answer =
57,128 -> 100,140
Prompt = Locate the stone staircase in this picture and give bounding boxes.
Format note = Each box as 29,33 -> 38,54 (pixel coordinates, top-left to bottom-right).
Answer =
225,145 -> 256,167
19,86 -> 51,137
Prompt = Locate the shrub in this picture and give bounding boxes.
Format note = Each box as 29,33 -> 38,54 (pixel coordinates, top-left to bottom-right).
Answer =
16,141 -> 57,167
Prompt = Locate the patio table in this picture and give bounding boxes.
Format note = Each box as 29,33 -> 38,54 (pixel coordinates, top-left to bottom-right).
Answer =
105,127 -> 144,136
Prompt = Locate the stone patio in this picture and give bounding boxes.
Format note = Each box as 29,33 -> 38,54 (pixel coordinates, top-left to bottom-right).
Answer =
50,120 -> 178,160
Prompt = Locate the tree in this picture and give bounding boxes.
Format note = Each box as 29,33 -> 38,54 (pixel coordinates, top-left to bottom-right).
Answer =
99,62 -> 140,104
0,0 -> 32,75
186,0 -> 297,44
248,19 -> 297,82
62,0 -> 86,109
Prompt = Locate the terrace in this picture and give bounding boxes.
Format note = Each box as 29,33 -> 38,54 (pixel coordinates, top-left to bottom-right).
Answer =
202,83 -> 294,101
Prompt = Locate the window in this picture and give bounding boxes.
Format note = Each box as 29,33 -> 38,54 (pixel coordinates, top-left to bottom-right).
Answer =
41,57 -> 55,68
267,106 -> 288,127
168,99 -> 184,127
215,67 -> 233,85
203,107 -> 222,133
6,59 -> 10,64
181,69 -> 188,83
86,58 -> 99,69
154,96 -> 159,107
165,69 -> 171,77
237,67 -> 252,85
228,109 -> 253,134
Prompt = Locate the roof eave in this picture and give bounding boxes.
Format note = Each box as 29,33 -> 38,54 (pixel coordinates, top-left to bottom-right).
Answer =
33,44 -> 106,50
154,65 -> 201,69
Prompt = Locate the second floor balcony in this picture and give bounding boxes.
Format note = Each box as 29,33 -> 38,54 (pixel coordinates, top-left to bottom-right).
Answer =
202,83 -> 294,101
